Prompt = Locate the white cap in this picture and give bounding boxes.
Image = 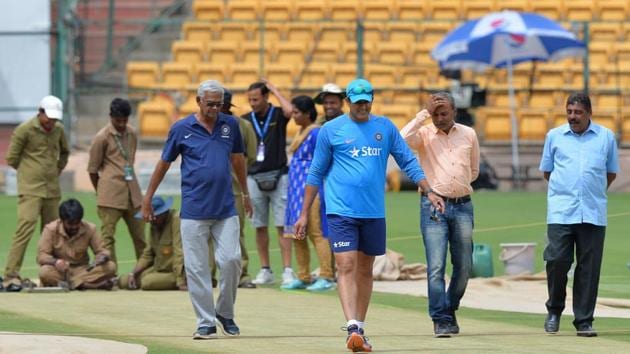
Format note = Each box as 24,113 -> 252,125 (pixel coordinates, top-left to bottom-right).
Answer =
313,83 -> 345,104
39,95 -> 63,120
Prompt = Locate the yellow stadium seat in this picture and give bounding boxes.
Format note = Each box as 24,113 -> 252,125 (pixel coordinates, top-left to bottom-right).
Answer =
429,0 -> 462,20
392,90 -> 421,106
272,42 -> 307,65
589,42 -> 611,65
319,22 -> 353,43
363,0 -> 395,20
397,0 -> 429,20
330,0 -> 362,21
182,22 -> 214,42
331,64 -> 358,88
380,106 -> 414,124
496,0 -> 529,12
399,66 -> 432,88
286,23 -> 317,43
178,94 -> 199,117
363,22 -> 385,43
229,63 -> 260,90
387,22 -> 420,43
589,22 -> 621,42
599,0 -> 628,21
160,62 -> 195,90
340,42 -> 375,64
226,0 -> 260,20
375,42 -> 410,66
139,100 -> 175,137
197,62 -> 230,83
299,63 -> 331,88
252,23 -> 286,43
408,42 -> 434,65
618,62 -> 630,89
594,109 -> 618,133
421,22 -> 455,45
312,42 -> 340,63
215,23 -> 253,42
286,119 -> 300,140
621,107 -> 630,145
564,0 -> 594,21
241,42 -> 272,64
596,94 -> 621,109
192,0 -> 224,20
530,1 -> 562,20
527,92 -> 556,108
207,41 -> 240,64
551,108 -> 567,127
172,40 -> 205,63
519,109 -> 549,141
615,42 -> 630,64
294,0 -> 329,20
480,107 -> 511,141
365,64 -> 397,88
261,0 -> 294,21
535,63 -> 566,89
264,63 -> 297,89
127,61 -> 160,88
462,0 -> 496,20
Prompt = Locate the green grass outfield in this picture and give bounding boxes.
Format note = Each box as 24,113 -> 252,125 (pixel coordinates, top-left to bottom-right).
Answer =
1,191 -> 629,353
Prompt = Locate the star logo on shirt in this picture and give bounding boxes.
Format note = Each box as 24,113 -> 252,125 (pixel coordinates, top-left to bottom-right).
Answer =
350,147 -> 360,158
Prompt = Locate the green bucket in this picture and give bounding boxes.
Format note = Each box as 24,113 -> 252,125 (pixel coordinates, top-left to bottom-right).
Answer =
472,243 -> 494,278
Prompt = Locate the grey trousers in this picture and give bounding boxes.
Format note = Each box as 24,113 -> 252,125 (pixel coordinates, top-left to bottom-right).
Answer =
181,216 -> 241,329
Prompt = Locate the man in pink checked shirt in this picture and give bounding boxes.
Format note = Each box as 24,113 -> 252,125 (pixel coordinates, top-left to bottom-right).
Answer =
400,92 -> 480,338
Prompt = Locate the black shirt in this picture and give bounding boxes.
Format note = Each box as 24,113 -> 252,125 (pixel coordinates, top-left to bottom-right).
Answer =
242,105 -> 288,174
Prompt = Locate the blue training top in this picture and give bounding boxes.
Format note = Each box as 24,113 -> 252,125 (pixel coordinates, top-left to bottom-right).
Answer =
161,113 -> 244,219
306,114 -> 426,218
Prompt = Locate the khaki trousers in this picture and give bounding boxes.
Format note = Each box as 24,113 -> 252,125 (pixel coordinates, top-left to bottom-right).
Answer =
97,205 -> 146,264
294,196 -> 334,282
4,195 -> 59,278
39,261 -> 117,289
119,267 -> 178,290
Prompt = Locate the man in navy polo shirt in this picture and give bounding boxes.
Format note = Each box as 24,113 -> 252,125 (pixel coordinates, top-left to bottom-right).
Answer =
142,80 -> 252,340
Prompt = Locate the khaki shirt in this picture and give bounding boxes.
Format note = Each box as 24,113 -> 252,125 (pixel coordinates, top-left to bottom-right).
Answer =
135,211 -> 185,286
231,117 -> 257,195
5,116 -> 69,198
37,220 -> 110,267
87,123 -> 142,209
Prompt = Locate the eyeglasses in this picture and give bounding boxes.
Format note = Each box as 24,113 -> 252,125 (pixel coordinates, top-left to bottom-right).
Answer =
205,101 -> 223,108
347,85 -> 373,96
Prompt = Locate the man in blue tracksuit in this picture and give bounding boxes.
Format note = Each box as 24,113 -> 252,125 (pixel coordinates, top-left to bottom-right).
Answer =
295,79 -> 444,352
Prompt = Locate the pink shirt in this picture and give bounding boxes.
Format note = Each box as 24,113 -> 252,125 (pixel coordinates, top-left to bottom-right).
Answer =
401,119 -> 480,198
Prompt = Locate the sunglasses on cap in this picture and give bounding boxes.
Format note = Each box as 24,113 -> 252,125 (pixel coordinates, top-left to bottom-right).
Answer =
347,86 -> 373,96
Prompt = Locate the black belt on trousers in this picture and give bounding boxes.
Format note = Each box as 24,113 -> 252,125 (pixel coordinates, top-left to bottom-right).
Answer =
422,193 -> 471,204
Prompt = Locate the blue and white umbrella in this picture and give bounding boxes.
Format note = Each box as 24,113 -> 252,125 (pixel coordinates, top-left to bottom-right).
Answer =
431,11 -> 586,180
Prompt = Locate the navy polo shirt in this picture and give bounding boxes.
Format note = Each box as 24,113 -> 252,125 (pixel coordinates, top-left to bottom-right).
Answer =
161,113 -> 244,219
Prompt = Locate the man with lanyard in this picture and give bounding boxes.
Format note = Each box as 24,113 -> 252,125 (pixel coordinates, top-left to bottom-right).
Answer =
295,79 -> 443,352
242,80 -> 297,286
142,80 -> 251,339
3,95 -> 69,291
313,82 -> 345,125
88,98 -> 146,266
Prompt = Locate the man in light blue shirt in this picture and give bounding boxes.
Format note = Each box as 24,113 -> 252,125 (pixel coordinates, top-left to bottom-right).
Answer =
539,92 -> 618,338
295,79 -> 444,352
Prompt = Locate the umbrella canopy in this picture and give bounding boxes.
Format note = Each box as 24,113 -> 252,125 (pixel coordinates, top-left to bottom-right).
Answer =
432,11 -> 586,72
430,11 -> 586,188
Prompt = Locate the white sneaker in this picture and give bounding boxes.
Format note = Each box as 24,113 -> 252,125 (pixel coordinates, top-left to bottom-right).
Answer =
281,267 -> 297,285
252,268 -> 274,285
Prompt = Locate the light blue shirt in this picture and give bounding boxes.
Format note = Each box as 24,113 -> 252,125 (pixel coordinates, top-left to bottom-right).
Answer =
307,114 -> 426,218
539,122 -> 619,226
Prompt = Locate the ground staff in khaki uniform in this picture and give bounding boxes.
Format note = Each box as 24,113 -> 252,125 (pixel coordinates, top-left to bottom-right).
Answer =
3,95 -> 69,288
119,196 -> 186,291
38,199 -> 117,290
209,89 -> 258,289
88,98 -> 145,264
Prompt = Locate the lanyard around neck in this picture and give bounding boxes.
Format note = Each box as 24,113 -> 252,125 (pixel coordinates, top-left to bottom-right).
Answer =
250,106 -> 275,140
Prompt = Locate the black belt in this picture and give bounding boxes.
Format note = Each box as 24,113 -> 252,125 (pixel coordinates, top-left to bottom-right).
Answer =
423,193 -> 471,204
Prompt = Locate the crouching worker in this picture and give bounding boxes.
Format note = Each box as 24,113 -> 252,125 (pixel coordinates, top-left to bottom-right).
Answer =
119,196 -> 186,291
37,199 -> 117,290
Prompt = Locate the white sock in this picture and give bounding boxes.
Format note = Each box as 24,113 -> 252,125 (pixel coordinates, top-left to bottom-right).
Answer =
347,319 -> 360,328
357,321 -> 365,330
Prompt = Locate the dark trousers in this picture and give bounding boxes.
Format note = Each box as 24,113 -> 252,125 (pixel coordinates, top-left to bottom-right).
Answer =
544,223 -> 605,328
